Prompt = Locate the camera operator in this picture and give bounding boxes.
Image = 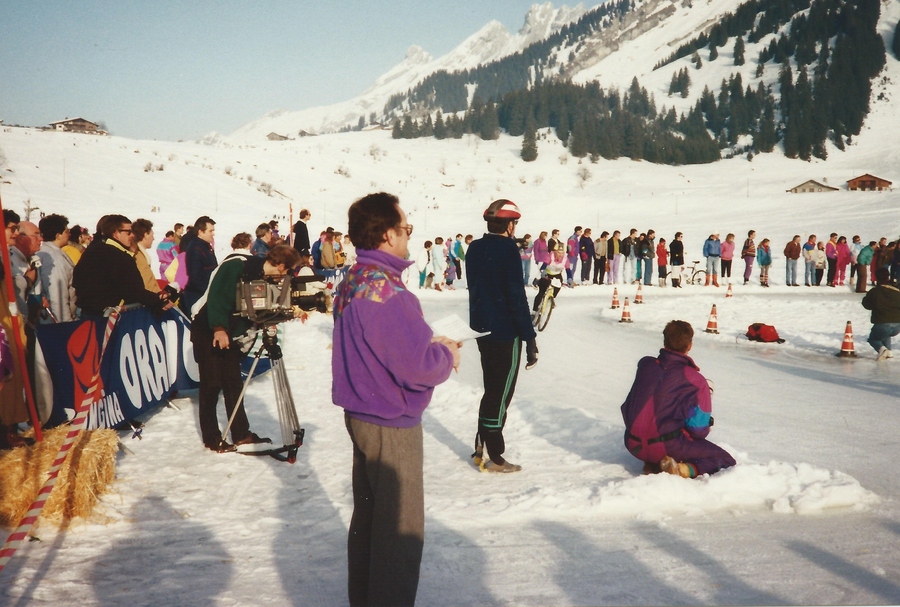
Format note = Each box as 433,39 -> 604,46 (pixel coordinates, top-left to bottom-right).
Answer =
191,244 -> 301,453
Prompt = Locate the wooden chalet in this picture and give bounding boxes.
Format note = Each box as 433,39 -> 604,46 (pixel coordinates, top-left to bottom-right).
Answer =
49,117 -> 103,134
847,174 -> 892,191
267,132 -> 289,141
787,179 -> 839,194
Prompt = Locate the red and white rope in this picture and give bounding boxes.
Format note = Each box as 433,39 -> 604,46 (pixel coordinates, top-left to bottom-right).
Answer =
0,309 -> 121,573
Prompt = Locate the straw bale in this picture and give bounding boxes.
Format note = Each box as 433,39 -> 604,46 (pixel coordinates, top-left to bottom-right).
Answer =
0,426 -> 119,528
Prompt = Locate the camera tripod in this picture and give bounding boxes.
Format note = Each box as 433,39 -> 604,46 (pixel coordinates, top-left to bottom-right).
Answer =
220,324 -> 305,463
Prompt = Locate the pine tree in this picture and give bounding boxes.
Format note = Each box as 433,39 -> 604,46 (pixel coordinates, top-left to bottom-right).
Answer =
710,43 -> 718,61
521,115 -> 538,162
569,112 -> 590,157
391,118 -> 402,139
556,102 -> 570,145
734,36 -> 745,66
434,111 -> 446,140
480,100 -> 500,140
400,115 -> 416,139
894,20 -> 900,60
692,51 -> 702,70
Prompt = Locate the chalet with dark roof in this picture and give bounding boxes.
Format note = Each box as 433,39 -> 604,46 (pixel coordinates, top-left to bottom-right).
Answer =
847,174 -> 892,191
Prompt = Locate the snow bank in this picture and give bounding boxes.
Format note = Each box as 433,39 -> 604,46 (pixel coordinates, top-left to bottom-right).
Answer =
594,457 -> 879,520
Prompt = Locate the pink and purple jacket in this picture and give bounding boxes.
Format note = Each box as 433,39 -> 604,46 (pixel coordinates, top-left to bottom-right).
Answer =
332,249 -> 454,428
621,348 -> 712,460
533,238 -> 550,265
156,237 -> 178,276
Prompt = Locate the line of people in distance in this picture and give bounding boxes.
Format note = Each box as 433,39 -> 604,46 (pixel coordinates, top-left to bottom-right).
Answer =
510,228 -> 900,291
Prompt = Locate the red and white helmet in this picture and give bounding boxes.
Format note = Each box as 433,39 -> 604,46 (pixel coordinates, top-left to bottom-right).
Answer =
483,199 -> 521,221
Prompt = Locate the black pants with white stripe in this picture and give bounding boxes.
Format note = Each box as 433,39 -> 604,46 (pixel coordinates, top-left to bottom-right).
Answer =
476,337 -> 522,465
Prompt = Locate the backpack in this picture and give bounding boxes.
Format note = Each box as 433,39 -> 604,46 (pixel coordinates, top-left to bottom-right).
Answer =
746,323 -> 785,343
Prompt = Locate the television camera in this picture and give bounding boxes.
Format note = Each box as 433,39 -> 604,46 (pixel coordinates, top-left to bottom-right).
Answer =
236,273 -> 328,324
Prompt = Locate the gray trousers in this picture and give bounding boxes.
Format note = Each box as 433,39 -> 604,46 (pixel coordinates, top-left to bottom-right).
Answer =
345,414 -> 424,607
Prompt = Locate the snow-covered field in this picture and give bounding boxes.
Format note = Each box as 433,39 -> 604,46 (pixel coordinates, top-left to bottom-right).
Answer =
1,37 -> 900,605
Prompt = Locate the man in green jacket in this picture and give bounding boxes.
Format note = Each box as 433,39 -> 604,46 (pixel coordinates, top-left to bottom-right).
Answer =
856,241 -> 876,294
862,267 -> 900,361
191,244 -> 300,452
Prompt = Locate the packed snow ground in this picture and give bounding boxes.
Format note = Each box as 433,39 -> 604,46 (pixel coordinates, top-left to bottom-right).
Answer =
2,284 -> 900,606
1,40 -> 900,605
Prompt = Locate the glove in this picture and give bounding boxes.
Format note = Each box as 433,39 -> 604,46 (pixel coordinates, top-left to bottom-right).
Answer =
525,339 -> 538,370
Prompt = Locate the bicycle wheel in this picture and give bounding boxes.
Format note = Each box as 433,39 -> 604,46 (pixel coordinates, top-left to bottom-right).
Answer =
691,270 -> 707,286
536,293 -> 554,332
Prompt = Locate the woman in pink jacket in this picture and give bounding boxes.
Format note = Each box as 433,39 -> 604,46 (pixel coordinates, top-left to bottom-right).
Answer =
720,233 -> 736,283
835,235 -> 852,286
532,231 -> 550,283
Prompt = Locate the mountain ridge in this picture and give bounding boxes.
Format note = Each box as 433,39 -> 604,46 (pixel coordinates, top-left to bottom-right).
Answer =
225,2 -> 589,142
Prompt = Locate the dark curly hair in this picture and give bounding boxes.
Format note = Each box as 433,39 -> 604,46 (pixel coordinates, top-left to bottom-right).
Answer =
347,192 -> 401,251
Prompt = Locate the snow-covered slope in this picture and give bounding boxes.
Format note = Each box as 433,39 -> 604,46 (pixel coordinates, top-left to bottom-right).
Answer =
227,3 -> 588,142
1,14 -> 900,599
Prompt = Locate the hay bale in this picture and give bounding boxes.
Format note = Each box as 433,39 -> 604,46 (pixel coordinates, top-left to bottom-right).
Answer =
0,426 -> 119,528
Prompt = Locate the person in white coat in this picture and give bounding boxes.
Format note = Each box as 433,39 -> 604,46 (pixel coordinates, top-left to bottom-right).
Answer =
416,241 -> 434,289
36,214 -> 77,323
431,236 -> 448,291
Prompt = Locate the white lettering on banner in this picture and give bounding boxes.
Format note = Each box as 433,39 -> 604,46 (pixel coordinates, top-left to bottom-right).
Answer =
119,326 -> 172,407
133,329 -> 153,400
86,392 -> 125,429
119,334 -> 143,409
147,326 -> 168,399
181,324 -> 200,382
163,319 -> 180,384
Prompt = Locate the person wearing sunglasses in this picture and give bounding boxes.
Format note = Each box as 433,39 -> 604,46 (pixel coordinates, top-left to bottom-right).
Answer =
73,214 -> 173,318
332,192 -> 459,607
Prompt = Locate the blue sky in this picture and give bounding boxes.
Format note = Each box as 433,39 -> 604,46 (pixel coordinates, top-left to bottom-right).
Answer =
1,1 -> 546,141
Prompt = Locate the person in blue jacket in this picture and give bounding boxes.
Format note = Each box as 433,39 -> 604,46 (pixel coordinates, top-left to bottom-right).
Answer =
621,320 -> 735,478
467,199 -> 538,473
702,233 -> 722,287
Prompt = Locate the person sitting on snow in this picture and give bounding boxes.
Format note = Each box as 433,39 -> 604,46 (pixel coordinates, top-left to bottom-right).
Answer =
621,319 -> 735,478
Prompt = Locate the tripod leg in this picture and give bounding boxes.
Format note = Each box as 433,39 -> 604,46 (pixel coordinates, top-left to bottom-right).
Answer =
220,346 -> 265,448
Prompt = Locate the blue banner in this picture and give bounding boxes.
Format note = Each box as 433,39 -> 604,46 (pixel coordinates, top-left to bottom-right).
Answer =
35,308 -> 199,429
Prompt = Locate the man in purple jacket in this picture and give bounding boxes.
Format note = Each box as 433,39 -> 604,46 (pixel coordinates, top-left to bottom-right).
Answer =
621,320 -> 735,478
332,192 -> 460,607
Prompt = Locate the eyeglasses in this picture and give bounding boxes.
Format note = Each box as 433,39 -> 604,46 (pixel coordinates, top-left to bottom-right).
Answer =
118,229 -> 133,234
397,224 -> 413,236
6,224 -> 19,232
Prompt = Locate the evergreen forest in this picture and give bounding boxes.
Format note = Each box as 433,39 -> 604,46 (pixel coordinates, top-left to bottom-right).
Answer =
389,0 -> 887,165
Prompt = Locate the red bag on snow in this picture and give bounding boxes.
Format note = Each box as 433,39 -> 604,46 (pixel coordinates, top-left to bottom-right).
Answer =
746,323 -> 785,343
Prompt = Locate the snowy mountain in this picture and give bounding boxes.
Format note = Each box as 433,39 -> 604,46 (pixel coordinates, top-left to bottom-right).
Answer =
227,3 -> 589,142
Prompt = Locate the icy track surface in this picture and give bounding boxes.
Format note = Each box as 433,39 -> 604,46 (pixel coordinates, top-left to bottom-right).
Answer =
3,287 -> 900,606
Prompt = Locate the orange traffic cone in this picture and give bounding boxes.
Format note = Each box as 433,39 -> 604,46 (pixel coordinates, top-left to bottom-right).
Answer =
611,287 -> 620,309
704,304 -> 719,334
619,297 -> 633,323
634,283 -> 644,304
836,320 -> 857,357
726,283 -> 733,298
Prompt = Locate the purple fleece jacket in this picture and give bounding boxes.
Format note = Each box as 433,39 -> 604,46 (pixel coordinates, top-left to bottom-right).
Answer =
332,249 -> 454,428
621,348 -> 712,447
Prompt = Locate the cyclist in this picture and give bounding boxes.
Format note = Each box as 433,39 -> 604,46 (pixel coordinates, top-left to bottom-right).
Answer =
533,242 -> 568,320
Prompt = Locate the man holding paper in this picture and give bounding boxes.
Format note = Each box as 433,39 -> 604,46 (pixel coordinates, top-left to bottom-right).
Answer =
466,199 -> 538,474
332,192 -> 460,607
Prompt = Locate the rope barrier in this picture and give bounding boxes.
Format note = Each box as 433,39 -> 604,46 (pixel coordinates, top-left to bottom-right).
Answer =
0,309 -> 121,573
